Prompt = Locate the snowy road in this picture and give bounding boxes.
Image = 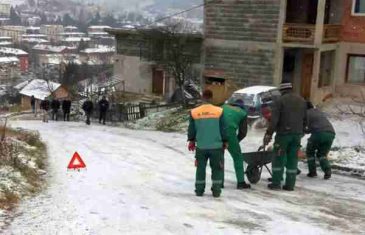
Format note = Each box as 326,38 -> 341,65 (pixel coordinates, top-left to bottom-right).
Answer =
3,121 -> 365,235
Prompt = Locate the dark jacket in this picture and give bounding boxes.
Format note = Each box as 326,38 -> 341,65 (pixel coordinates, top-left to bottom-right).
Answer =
62,100 -> 72,113
40,100 -> 50,111
306,109 -> 335,134
82,100 -> 94,114
267,91 -> 307,135
51,99 -> 61,111
31,96 -> 35,106
98,99 -> 109,112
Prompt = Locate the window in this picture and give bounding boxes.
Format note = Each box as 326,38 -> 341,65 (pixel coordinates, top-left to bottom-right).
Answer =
353,0 -> 365,15
347,55 -> 365,84
319,51 -> 334,88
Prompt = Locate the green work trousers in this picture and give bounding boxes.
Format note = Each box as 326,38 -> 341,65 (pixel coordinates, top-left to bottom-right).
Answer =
223,132 -> 245,184
306,132 -> 335,174
195,148 -> 224,195
272,134 -> 302,189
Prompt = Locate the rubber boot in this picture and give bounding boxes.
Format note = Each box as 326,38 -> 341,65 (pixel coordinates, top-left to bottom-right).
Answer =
237,182 -> 251,189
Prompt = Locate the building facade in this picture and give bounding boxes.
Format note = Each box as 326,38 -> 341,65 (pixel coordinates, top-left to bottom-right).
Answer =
0,47 -> 29,72
40,25 -> 64,43
0,4 -> 11,17
204,0 -> 365,104
106,28 -> 203,99
0,26 -> 26,43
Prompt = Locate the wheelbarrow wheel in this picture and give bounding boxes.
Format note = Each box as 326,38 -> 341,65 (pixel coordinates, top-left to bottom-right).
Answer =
246,165 -> 261,184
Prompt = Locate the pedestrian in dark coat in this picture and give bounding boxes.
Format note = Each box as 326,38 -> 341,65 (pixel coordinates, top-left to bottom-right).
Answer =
82,99 -> 94,125
51,98 -> 61,121
264,82 -> 307,191
62,99 -> 72,121
31,95 -> 36,113
40,99 -> 50,123
98,96 -> 109,125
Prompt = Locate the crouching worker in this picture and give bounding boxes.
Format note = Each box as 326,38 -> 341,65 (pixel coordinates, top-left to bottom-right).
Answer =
222,99 -> 250,189
306,102 -> 335,179
188,90 -> 228,198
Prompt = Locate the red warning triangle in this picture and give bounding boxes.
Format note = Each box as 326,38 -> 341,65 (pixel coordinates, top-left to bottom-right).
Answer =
67,152 -> 86,169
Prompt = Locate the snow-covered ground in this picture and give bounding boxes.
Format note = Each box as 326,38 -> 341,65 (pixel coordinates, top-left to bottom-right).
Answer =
1,121 -> 364,234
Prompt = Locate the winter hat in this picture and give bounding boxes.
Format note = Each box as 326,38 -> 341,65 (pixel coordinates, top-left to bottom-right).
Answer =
279,82 -> 293,91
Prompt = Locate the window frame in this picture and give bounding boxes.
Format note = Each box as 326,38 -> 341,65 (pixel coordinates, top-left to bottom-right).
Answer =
345,54 -> 365,84
352,0 -> 365,16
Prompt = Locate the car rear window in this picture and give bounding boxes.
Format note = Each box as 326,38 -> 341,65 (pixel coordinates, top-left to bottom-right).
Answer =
228,93 -> 255,106
260,90 -> 281,104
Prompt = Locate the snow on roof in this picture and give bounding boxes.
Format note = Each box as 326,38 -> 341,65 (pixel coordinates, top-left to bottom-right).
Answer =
59,32 -> 85,36
0,56 -> 19,64
19,79 -> 61,100
88,25 -> 112,29
0,47 -> 28,56
0,42 -> 12,46
33,44 -> 68,53
62,37 -> 91,42
14,80 -> 29,90
26,26 -> 40,30
0,36 -> 12,40
22,38 -> 49,43
65,26 -> 78,29
22,34 -> 47,38
234,86 -> 278,95
80,46 -> 115,54
88,32 -> 109,35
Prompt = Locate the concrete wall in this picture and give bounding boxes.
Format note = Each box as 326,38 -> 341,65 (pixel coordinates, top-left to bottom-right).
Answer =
334,42 -> 365,99
204,0 -> 282,88
113,54 -> 153,94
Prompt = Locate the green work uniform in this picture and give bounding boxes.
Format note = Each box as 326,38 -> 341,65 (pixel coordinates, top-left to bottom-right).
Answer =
306,132 -> 335,173
222,104 -> 248,184
266,91 -> 307,190
188,104 -> 227,196
272,134 -> 302,187
306,108 -> 335,175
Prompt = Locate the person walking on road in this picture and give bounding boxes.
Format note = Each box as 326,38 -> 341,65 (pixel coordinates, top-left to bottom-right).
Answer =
82,99 -> 94,125
31,95 -> 36,114
305,101 -> 335,180
264,83 -> 307,191
51,98 -> 61,121
222,99 -> 250,189
62,99 -> 72,122
98,96 -> 109,125
188,89 -> 228,198
40,98 -> 50,123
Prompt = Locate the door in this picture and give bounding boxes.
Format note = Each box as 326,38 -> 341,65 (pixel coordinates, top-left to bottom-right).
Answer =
152,69 -> 164,95
301,52 -> 314,99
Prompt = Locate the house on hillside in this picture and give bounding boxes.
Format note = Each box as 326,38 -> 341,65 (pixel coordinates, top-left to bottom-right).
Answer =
105,28 -> 203,100
19,79 -> 69,110
0,47 -> 29,72
204,0 -> 365,104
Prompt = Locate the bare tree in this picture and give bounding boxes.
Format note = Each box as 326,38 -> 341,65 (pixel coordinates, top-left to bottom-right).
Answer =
145,21 -> 202,105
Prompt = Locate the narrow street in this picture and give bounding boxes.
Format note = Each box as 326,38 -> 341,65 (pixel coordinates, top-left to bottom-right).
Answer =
2,121 -> 365,235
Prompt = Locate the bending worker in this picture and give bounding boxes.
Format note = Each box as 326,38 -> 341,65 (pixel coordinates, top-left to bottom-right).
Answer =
306,101 -> 335,180
222,99 -> 250,189
264,83 -> 307,191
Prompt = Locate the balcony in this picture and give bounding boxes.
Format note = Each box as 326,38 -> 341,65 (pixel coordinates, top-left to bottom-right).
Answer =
283,24 -> 341,44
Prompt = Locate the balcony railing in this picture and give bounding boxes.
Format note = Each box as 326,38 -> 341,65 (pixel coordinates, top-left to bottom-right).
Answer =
283,24 -> 341,44
323,25 -> 341,43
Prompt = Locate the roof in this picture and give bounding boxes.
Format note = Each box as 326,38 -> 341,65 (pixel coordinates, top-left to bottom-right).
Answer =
0,42 -> 12,46
22,38 -> 49,43
88,26 -> 112,29
14,80 -> 29,90
22,34 -> 47,38
19,79 -> 61,100
62,37 -> 91,42
234,86 -> 278,95
65,26 -> 78,29
80,46 -> 115,54
59,32 -> 85,36
0,56 -> 19,64
32,44 -> 69,53
0,36 -> 12,40
0,47 -> 28,56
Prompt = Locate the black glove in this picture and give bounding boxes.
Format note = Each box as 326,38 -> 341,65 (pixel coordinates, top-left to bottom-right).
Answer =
263,133 -> 272,146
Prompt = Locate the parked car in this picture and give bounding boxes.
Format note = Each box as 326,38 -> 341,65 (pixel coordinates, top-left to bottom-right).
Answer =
226,86 -> 281,119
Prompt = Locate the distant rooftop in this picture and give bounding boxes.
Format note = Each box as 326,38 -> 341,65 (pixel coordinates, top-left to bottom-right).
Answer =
0,56 -> 19,64
62,37 -> 91,42
0,47 -> 28,56
33,44 -> 70,53
88,26 -> 112,29
80,46 -> 115,54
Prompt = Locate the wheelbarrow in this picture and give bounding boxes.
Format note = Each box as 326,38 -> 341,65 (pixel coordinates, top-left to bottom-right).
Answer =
244,146 -> 275,184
